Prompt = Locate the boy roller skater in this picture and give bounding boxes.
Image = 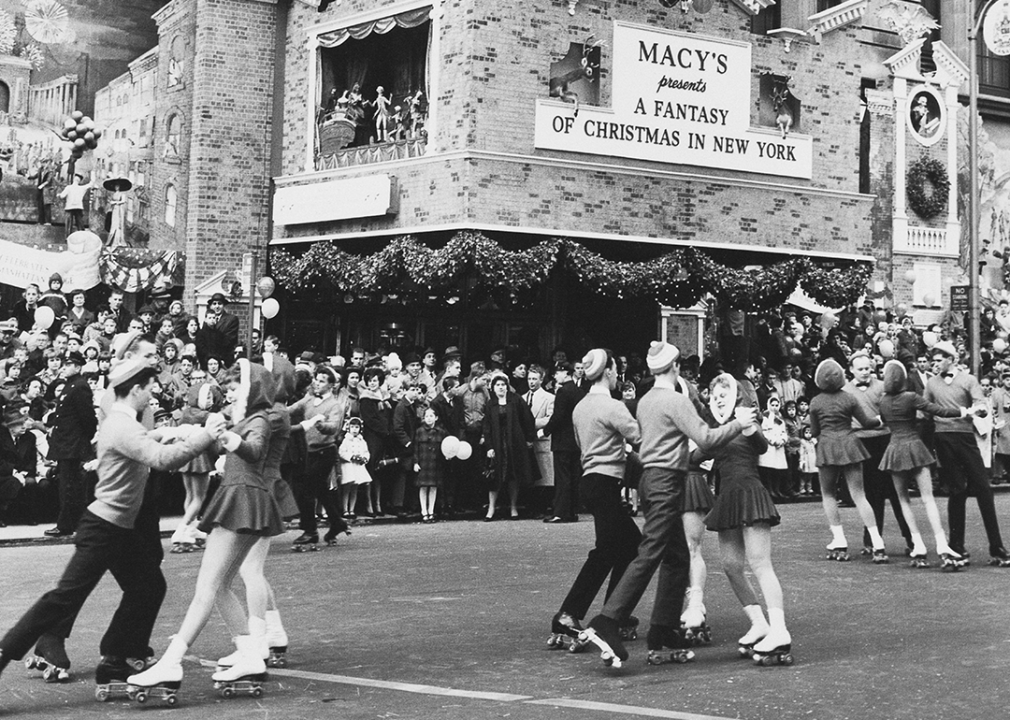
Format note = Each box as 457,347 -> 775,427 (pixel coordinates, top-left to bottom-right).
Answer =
0,359 -> 220,699
549,349 -> 643,650
580,341 -> 755,668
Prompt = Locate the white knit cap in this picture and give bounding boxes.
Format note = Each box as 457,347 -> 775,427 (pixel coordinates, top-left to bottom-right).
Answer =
932,340 -> 957,359
582,349 -> 608,382
646,341 -> 680,374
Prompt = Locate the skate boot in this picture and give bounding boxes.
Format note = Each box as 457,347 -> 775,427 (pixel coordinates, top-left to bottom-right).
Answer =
645,624 -> 695,666
323,523 -> 350,546
949,546 -> 971,567
579,614 -> 629,668
547,611 -> 584,651
211,648 -> 267,699
751,627 -> 794,666
26,634 -> 70,682
938,545 -> 964,572
292,532 -> 318,552
169,525 -> 195,553
265,611 -> 289,668
908,552 -> 930,569
127,658 -> 182,706
989,546 -> 1010,567
95,655 -> 137,702
871,547 -> 889,564
680,599 -> 711,646
618,615 -> 640,642
825,540 -> 850,562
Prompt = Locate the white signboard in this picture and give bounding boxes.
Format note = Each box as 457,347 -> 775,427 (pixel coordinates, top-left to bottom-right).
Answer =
0,232 -> 102,290
534,22 -> 813,179
983,0 -> 1010,57
274,174 -> 396,226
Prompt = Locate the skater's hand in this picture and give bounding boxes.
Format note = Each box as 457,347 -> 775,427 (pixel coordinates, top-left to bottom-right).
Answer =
205,412 -> 227,437
220,431 -> 242,452
733,406 -> 757,427
973,406 -> 989,418
487,449 -> 495,459
82,459 -> 98,472
413,463 -> 420,473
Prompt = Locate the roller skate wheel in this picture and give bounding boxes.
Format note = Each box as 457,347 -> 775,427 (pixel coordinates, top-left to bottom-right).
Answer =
166,694 -> 178,706
135,691 -> 148,704
222,686 -> 235,699
127,657 -> 148,671
95,688 -> 109,702
252,686 -> 263,698
547,634 -> 563,649
781,654 -> 795,666
269,656 -> 287,668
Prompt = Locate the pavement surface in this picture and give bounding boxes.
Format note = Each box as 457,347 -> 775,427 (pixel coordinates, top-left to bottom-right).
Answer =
1,497 -> 1010,719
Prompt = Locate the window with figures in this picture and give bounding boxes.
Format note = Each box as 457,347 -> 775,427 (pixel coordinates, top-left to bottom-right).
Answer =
165,183 -> 177,227
758,73 -> 800,137
315,9 -> 430,164
164,112 -> 182,159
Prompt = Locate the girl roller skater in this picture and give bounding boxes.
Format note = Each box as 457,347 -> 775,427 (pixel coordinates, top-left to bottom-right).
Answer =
697,373 -> 792,666
128,360 -> 284,700
216,355 -> 299,673
170,381 -> 224,552
808,358 -> 884,563
878,360 -> 973,570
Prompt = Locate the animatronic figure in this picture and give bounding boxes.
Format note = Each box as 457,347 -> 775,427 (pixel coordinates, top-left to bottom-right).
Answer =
772,82 -> 793,139
373,86 -> 392,143
549,37 -> 603,117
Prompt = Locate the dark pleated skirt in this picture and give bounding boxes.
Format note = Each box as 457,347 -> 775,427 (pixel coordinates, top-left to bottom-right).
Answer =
879,438 -> 936,472
705,484 -> 781,531
198,481 -> 285,536
682,471 -> 715,514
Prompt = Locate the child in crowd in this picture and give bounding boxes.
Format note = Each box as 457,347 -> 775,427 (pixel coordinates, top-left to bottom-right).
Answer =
413,407 -> 446,523
338,417 -> 372,518
758,395 -> 790,501
798,425 -> 818,496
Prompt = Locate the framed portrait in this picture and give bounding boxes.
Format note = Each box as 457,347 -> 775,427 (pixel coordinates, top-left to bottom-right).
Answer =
907,86 -> 945,146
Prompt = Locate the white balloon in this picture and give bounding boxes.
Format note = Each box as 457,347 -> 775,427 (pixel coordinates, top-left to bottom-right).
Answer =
34,305 -> 54,329
456,440 -> 473,461
922,331 -> 938,348
261,297 -> 280,319
878,339 -> 894,358
441,435 -> 460,460
995,338 -> 1008,355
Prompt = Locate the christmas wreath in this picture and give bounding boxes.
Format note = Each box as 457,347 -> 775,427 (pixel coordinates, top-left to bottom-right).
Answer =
906,157 -> 950,220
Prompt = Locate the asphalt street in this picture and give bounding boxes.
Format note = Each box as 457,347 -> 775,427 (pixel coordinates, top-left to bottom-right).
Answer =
1,496 -> 1009,720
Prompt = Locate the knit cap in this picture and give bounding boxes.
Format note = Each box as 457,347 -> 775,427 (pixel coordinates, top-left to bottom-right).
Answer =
814,359 -> 845,392
646,341 -> 679,375
882,359 -> 906,395
582,349 -> 608,382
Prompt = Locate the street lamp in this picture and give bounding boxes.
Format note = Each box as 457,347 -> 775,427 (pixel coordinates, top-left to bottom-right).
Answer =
970,0 -> 1010,375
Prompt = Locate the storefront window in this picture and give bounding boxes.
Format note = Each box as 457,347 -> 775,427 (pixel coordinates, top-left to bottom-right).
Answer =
314,8 -> 431,168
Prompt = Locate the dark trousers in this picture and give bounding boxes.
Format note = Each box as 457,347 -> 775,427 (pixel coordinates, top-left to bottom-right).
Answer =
601,467 -> 689,628
0,510 -> 166,662
560,474 -> 642,620
551,450 -> 581,520
455,427 -> 485,511
55,460 -> 87,534
294,446 -> 340,535
64,208 -> 84,236
861,435 -> 911,548
934,432 -> 1005,551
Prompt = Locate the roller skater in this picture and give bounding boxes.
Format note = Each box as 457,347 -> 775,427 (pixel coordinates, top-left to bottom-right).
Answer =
129,361 -> 284,705
926,342 -> 1010,571
549,350 -> 643,661
751,623 -> 794,667
680,435 -> 715,646
584,342 -> 754,670
25,633 -> 70,682
213,635 -> 268,697
292,532 -> 319,552
807,359 -> 885,563
645,624 -> 695,665
0,358 -> 218,698
696,374 -> 792,668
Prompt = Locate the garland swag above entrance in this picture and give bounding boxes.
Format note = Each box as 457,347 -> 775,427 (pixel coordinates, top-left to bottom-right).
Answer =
270,232 -> 873,312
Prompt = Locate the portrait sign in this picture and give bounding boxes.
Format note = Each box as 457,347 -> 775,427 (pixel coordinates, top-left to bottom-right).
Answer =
534,22 -> 813,179
983,0 -> 1010,57
907,86 -> 944,146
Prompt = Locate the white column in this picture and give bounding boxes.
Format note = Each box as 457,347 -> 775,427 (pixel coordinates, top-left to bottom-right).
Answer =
945,83 -> 960,255
427,1 -> 442,153
892,77 -> 908,253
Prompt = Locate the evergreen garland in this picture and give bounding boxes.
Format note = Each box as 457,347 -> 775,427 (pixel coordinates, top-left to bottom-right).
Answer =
270,231 -> 872,311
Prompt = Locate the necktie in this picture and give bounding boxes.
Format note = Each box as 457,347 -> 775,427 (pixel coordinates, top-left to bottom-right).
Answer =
526,391 -> 533,407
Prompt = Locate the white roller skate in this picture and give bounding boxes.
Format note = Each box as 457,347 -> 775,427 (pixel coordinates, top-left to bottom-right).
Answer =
127,658 -> 183,706
169,525 -> 196,554
937,544 -> 964,572
211,648 -> 267,699
265,610 -> 289,668
825,540 -> 850,562
751,626 -> 794,666
737,605 -> 769,658
680,592 -> 711,646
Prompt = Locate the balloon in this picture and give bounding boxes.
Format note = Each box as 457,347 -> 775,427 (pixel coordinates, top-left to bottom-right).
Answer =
64,118 -> 76,131
996,339 -> 1008,355
1000,331 -> 1009,341
441,436 -> 460,460
456,440 -> 473,461
878,339 -> 894,358
904,269 -> 917,284
820,311 -> 837,329
873,310 -> 887,325
261,297 -> 279,319
34,306 -> 54,329
71,110 -> 83,121
93,128 -> 103,140
84,131 -> 95,142
81,116 -> 92,125
257,276 -> 276,298
922,331 -> 938,348
923,293 -> 936,307
895,302 -> 908,317
67,130 -> 77,140
73,138 -> 85,149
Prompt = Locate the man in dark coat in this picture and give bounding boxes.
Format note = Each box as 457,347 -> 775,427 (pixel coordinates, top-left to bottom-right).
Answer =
542,362 -> 588,523
392,381 -> 424,517
44,352 -> 97,536
206,293 -> 240,362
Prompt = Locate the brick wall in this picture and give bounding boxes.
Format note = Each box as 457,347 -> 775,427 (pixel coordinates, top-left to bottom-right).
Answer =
278,0 -> 874,260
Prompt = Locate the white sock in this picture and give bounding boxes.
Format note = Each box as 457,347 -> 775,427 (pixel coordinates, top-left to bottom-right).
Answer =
909,533 -> 926,555
866,526 -> 885,550
249,616 -> 267,638
767,607 -> 787,632
828,525 -> 846,548
744,604 -> 768,629
159,636 -> 188,666
265,610 -> 285,634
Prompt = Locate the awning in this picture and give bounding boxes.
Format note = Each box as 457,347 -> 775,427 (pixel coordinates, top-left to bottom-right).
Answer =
317,7 -> 430,48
